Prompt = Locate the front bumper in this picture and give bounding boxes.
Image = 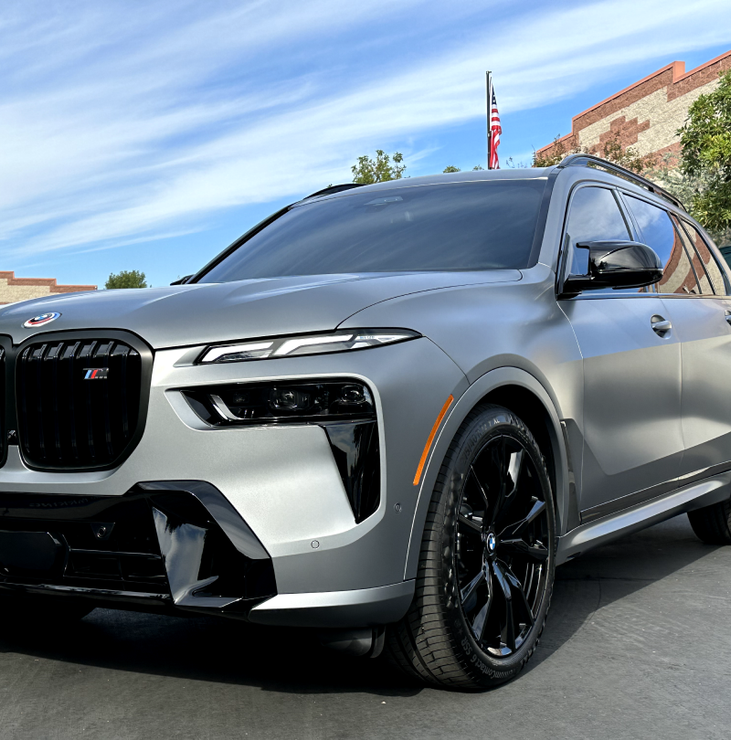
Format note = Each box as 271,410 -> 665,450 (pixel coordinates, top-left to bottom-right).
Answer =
0,336 -> 467,626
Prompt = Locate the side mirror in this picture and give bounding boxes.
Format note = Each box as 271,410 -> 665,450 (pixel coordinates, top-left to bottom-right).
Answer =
563,240 -> 663,293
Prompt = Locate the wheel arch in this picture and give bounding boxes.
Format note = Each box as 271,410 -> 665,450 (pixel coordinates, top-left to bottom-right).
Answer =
404,366 -> 574,581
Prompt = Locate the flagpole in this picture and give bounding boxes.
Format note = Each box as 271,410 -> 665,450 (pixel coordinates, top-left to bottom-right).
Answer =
486,71 -> 493,170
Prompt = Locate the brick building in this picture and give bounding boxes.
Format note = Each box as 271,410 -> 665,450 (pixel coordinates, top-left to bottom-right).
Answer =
535,50 -> 731,164
0,271 -> 96,306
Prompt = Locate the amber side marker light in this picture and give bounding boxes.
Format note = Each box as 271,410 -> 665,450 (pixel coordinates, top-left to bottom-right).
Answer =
413,395 -> 454,486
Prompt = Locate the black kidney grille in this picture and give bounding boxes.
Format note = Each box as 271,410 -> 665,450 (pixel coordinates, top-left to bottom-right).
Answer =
17,339 -> 143,469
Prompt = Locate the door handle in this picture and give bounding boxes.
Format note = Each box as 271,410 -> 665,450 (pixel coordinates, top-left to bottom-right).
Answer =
651,315 -> 672,336
725,310 -> 731,326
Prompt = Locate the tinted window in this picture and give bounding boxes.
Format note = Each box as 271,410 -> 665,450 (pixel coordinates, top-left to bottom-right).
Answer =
198,180 -> 547,282
678,218 -> 729,296
625,196 -> 699,295
567,186 -> 630,250
565,186 -> 638,292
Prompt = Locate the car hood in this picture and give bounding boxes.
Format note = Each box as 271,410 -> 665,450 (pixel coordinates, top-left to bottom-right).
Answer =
0,271 -> 521,349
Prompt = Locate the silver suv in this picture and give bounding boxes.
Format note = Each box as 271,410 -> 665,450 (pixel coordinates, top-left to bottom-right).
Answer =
1,154 -> 730,690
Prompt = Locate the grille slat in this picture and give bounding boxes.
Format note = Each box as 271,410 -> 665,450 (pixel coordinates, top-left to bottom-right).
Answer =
15,335 -> 145,471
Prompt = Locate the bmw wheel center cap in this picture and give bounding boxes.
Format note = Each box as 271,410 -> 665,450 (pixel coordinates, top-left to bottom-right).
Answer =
23,312 -> 61,328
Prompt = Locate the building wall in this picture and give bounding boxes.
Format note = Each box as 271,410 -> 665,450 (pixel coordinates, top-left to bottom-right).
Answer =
536,50 -> 731,163
0,271 -> 96,306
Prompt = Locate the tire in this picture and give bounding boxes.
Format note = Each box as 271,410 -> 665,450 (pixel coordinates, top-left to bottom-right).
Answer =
0,593 -> 94,626
688,499 -> 731,545
388,404 -> 556,690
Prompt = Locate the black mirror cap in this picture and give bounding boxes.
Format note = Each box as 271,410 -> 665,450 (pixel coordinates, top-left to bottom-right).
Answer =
564,240 -> 663,292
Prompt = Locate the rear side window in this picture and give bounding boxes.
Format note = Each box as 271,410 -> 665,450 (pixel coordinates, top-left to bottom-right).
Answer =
677,218 -> 729,296
197,180 -> 547,282
624,195 -> 699,295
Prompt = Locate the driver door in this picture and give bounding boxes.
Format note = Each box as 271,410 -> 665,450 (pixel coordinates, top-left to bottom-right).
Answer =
558,184 -> 683,519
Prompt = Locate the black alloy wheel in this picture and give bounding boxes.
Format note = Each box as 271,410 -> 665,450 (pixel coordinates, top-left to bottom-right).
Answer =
388,404 -> 556,689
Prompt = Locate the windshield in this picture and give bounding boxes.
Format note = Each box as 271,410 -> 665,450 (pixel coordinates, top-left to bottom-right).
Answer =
197,179 -> 547,283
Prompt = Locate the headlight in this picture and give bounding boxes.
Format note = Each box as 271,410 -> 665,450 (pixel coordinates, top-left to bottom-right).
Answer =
182,379 -> 375,425
181,379 -> 381,522
197,329 -> 420,364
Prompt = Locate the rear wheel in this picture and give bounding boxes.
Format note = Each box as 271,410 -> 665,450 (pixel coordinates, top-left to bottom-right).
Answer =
688,499 -> 731,545
388,404 -> 556,689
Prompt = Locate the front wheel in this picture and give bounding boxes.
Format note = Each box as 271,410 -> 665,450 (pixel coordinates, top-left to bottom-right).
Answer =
389,404 -> 556,689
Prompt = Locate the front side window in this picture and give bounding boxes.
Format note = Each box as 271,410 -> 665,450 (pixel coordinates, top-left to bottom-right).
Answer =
564,186 -> 646,293
624,195 -> 699,295
197,180 -> 547,283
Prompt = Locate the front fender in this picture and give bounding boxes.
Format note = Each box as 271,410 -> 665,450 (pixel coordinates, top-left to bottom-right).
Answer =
403,366 -> 574,580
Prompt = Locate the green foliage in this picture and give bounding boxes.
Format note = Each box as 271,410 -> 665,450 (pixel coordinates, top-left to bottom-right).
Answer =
678,70 -> 731,237
443,165 -> 485,173
105,270 -> 148,289
533,134 -> 656,173
351,150 -> 405,184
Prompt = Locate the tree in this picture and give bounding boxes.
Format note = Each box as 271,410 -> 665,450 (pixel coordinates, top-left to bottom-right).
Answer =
105,270 -> 148,289
677,70 -> 731,240
533,133 -> 656,173
351,150 -> 405,184
443,165 -> 485,173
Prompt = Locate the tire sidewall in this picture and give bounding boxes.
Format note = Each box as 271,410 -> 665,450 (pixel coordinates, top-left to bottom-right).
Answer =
436,406 -> 556,685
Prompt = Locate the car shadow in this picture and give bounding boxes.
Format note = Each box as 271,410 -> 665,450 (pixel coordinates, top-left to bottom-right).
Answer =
527,514 -> 718,671
0,516 -> 717,695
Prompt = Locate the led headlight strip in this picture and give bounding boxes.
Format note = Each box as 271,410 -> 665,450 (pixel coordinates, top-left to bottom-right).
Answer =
198,329 -> 420,364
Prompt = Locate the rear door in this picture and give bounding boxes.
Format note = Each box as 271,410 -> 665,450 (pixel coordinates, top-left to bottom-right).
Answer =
559,184 -> 684,519
631,205 -> 731,482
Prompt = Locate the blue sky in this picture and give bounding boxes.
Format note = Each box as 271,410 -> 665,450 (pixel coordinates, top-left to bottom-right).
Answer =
2,0 -> 731,288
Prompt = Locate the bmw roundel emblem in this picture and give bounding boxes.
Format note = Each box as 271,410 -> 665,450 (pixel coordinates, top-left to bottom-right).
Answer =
23,312 -> 61,329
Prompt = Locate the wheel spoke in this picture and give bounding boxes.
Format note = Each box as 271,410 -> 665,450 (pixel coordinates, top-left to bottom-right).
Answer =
499,498 -> 546,539
506,449 -> 524,497
460,569 -> 486,613
499,538 -> 549,562
472,586 -> 493,643
488,437 -> 509,523
492,561 -> 516,651
469,465 -> 490,507
503,563 -> 535,627
459,513 -> 482,534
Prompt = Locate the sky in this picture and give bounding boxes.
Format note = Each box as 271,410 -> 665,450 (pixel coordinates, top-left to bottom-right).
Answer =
2,0 -> 731,288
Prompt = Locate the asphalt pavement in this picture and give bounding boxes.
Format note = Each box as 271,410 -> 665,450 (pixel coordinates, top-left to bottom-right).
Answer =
0,514 -> 729,740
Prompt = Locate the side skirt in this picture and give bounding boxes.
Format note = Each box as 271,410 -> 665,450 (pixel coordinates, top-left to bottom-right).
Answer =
556,471 -> 731,565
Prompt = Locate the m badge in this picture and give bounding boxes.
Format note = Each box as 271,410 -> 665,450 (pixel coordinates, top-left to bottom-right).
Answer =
84,368 -> 109,380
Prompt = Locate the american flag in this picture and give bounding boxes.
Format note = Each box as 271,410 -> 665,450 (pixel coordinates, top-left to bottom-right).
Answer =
489,88 -> 501,170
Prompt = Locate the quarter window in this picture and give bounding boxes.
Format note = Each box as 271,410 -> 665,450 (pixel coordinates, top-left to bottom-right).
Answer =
624,195 -> 699,295
677,218 -> 729,296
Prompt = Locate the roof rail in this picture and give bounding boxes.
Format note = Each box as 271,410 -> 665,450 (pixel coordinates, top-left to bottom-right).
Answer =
302,183 -> 365,200
557,153 -> 684,210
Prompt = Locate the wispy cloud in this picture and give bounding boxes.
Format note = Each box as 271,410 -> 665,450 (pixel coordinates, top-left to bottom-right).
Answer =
2,0 -> 730,265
